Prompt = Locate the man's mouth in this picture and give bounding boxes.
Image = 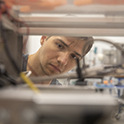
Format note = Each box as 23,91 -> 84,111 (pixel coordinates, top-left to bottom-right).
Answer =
49,64 -> 61,73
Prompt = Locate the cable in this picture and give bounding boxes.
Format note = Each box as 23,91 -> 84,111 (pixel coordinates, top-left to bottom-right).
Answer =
20,72 -> 40,93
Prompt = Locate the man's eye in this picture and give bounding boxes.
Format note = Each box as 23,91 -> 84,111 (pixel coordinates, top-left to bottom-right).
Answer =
56,43 -> 64,49
71,54 -> 78,60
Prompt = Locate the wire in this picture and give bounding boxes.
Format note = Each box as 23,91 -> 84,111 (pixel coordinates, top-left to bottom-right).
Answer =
20,72 -> 40,93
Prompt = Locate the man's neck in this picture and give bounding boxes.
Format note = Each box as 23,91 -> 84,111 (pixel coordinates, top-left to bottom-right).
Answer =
27,53 -> 39,76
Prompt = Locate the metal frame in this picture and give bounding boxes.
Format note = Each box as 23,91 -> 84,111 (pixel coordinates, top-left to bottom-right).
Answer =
19,16 -> 124,36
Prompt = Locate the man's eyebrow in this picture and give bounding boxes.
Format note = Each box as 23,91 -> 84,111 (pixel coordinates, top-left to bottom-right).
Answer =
57,39 -> 68,47
74,51 -> 82,58
57,38 -> 82,58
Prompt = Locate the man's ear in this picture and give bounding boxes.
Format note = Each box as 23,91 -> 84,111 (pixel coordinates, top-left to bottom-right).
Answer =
40,36 -> 47,45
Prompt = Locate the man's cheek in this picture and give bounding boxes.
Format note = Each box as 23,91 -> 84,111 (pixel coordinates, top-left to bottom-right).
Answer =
47,51 -> 56,58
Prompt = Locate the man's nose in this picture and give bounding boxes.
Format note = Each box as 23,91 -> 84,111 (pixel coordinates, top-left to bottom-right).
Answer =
57,52 -> 69,66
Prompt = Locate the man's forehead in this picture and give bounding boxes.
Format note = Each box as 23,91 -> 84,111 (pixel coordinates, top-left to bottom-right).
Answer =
57,36 -> 84,52
56,36 -> 84,44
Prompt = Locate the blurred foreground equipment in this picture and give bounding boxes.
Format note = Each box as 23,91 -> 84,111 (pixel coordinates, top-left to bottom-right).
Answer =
0,86 -> 117,124
0,1 -> 124,124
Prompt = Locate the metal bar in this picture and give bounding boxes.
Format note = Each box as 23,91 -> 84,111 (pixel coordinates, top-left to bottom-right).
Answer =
19,16 -> 124,23
18,4 -> 124,15
19,16 -> 124,29
18,27 -> 124,36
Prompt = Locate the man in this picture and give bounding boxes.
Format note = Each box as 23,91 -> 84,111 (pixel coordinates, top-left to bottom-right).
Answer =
22,36 -> 94,85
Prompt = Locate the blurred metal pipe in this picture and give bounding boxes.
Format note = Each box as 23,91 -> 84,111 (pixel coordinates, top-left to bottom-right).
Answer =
94,38 -> 124,54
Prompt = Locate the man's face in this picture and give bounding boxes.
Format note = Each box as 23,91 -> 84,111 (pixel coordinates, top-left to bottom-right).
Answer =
39,36 -> 85,76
